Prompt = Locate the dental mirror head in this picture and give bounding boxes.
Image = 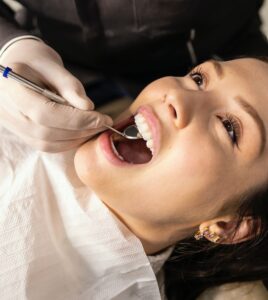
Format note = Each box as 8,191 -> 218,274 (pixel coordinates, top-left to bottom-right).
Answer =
123,125 -> 142,139
104,125 -> 142,140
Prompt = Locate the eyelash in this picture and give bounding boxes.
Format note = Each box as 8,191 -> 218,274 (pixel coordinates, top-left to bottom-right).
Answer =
218,114 -> 241,146
189,66 -> 207,87
189,67 -> 241,146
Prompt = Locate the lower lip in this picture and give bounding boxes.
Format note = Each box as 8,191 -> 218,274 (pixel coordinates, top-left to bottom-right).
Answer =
98,117 -> 135,167
98,132 -> 130,166
98,108 -> 160,166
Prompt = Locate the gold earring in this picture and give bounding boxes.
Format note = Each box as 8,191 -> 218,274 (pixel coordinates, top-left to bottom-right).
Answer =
208,232 -> 221,243
194,227 -> 209,240
194,227 -> 221,243
194,230 -> 203,240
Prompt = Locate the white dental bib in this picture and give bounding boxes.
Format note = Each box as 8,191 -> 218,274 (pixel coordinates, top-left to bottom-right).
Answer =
0,127 -> 161,300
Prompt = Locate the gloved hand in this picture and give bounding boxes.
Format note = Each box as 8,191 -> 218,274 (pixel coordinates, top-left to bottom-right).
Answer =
0,39 -> 113,152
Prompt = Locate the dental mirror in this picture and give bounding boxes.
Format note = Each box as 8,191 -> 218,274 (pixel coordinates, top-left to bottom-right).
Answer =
104,125 -> 142,140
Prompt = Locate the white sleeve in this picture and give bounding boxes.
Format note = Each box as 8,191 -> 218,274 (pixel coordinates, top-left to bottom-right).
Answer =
0,35 -> 43,58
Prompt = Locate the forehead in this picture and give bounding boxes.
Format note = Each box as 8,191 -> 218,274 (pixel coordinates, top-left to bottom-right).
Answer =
224,58 -> 268,92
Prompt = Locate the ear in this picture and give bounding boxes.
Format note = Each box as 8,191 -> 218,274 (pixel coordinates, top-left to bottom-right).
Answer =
199,215 -> 260,244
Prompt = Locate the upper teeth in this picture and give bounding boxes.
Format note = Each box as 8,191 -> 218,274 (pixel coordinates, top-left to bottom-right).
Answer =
134,113 -> 154,154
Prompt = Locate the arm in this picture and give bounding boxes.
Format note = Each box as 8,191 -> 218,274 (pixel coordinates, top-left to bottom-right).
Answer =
0,2 -> 29,49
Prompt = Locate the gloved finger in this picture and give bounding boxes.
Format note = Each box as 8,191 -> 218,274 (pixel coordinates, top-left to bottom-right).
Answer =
6,82 -> 113,130
0,107 -> 93,152
41,137 -> 91,152
0,105 -> 109,141
11,130 -> 91,152
38,62 -> 94,111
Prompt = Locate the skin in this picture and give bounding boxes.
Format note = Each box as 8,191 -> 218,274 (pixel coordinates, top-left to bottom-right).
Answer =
74,58 -> 268,254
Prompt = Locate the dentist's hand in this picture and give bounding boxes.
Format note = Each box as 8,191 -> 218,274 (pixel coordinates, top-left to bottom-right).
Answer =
0,39 -> 113,152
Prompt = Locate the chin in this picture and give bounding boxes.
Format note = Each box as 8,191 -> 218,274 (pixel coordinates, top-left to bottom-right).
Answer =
73,134 -> 126,194
73,137 -> 122,210
74,137 -> 101,189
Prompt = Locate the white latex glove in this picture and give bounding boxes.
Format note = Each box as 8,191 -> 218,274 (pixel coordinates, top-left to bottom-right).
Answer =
0,39 -> 113,152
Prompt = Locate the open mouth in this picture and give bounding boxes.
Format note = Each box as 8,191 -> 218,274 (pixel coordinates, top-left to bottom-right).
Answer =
110,113 -> 154,164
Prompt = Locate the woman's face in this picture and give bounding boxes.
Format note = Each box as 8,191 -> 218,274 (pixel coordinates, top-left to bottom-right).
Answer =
75,58 -> 268,236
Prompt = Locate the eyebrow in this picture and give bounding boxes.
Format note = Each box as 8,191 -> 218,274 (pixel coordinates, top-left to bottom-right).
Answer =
209,59 -> 225,79
236,97 -> 266,156
209,60 -> 266,156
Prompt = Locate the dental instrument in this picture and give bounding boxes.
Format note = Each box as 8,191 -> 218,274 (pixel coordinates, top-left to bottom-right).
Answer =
0,65 -> 67,104
0,65 -> 142,140
104,124 -> 142,140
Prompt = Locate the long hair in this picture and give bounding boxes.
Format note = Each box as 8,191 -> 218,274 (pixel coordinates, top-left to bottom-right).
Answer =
165,186 -> 268,299
164,56 -> 268,300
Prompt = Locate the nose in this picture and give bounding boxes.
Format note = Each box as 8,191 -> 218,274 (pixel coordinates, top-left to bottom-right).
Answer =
164,88 -> 213,129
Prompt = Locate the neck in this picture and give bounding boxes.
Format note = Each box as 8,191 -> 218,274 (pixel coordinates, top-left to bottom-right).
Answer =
134,224 -> 193,255
111,210 -> 195,255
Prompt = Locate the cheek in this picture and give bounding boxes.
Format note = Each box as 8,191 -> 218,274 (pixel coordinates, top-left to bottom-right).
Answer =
163,134 -> 222,181
152,138 -> 228,216
129,78 -> 172,110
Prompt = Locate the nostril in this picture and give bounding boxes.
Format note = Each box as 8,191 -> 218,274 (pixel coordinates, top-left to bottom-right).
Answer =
168,104 -> 177,119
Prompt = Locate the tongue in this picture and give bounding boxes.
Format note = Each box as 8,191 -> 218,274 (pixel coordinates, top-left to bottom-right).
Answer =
115,139 -> 152,164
